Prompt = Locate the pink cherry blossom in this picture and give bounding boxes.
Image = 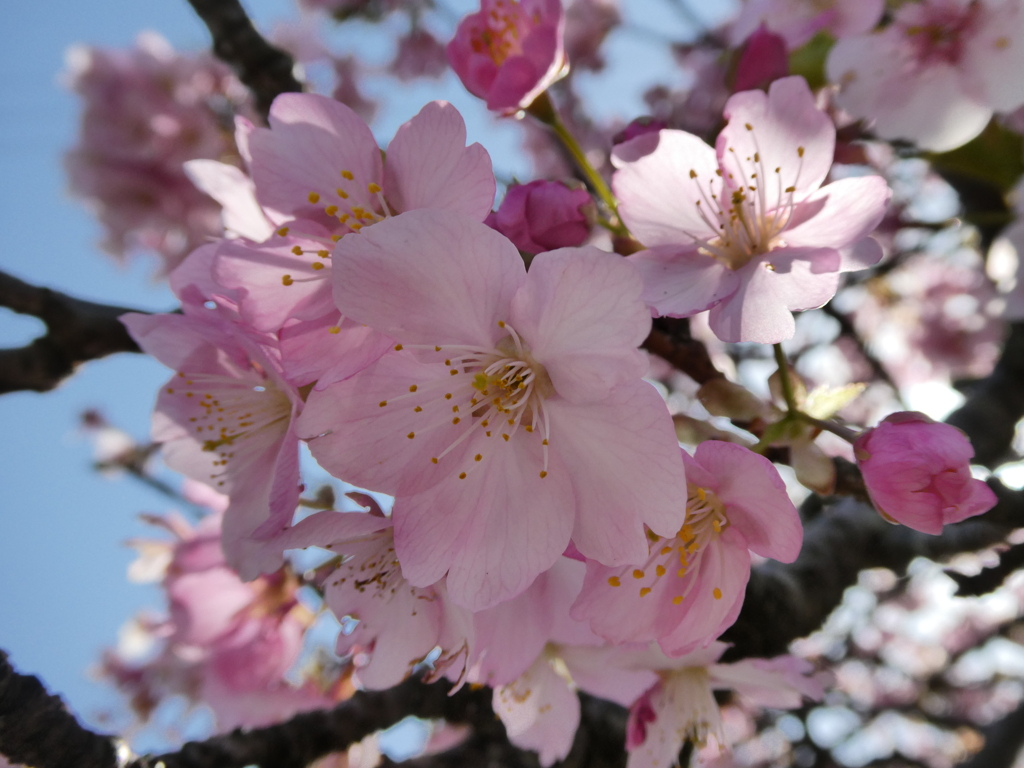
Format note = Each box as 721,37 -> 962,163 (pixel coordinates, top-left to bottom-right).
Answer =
390,29 -> 449,80
64,32 -> 253,273
571,441 -> 801,657
270,502 -> 472,690
121,310 -> 302,579
494,644 -> 658,766
485,179 -> 595,254
733,26 -> 789,93
297,210 -> 688,610
854,412 -> 997,534
827,0 -> 1024,152
564,0 -> 620,72
246,94 -> 494,232
100,508 -> 328,731
625,643 -> 825,768
614,76 -> 891,343
447,0 -> 567,113
730,0 -> 883,49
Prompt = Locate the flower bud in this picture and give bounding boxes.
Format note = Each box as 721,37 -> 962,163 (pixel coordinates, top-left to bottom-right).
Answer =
854,412 -> 997,534
485,179 -> 594,254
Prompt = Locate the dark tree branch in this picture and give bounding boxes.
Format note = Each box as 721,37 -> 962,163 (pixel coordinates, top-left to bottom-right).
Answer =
0,650 -> 122,768
946,322 -> 1024,468
185,0 -> 303,119
948,541 -> 1024,597
0,270 -> 144,395
643,317 -> 724,385
956,697 -> 1024,768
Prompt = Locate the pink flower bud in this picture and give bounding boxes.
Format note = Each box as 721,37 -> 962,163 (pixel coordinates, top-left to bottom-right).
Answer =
854,412 -> 997,534
447,0 -> 566,113
612,116 -> 667,146
485,179 -> 594,253
733,25 -> 789,93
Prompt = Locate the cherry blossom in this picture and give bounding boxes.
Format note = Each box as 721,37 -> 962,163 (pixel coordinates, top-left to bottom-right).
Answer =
625,643 -> 825,768
854,411 -> 998,534
614,76 -> 891,343
571,441 -> 801,657
485,179 -> 595,254
730,0 -> 883,49
447,0 -> 567,113
827,0 -> 1024,152
297,210 -> 688,610
121,310 -> 302,579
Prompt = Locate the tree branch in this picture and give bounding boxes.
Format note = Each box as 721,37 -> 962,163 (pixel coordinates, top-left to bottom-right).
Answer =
0,650 -> 123,768
0,270 -> 144,395
642,317 -> 724,385
185,0 -> 303,119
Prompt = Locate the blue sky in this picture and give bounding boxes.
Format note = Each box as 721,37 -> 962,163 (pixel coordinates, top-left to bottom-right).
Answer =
0,0 -> 726,748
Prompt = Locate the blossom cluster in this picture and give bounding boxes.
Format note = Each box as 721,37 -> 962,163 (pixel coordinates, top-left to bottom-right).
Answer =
66,0 -> 1017,764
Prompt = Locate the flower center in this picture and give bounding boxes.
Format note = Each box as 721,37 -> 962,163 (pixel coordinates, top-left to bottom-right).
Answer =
666,667 -> 724,747
685,126 -> 806,271
900,4 -> 980,66
380,320 -> 555,480
469,0 -> 534,66
606,484 -> 730,604
166,369 -> 292,487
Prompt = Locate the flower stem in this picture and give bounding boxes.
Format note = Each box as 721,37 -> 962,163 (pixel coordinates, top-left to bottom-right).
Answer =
795,411 -> 859,443
773,343 -> 800,415
526,92 -> 628,236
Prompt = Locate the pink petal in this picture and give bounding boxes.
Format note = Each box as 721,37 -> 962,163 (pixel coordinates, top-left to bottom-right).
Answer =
510,247 -> 650,403
248,93 -> 382,219
278,313 -> 393,389
546,380 -> 688,565
331,210 -> 526,349
494,654 -> 580,767
783,175 -> 891,271
693,440 -> 802,562
394,433 -> 575,611
658,529 -> 751,657
213,221 -> 337,332
383,101 -> 496,220
612,130 -> 722,248
960,3 -> 1024,112
717,76 -> 834,206
628,246 -> 740,318
183,159 -> 275,241
708,248 -> 841,343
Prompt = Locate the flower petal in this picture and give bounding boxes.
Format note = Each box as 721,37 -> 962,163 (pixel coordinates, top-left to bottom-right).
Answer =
383,101 -> 496,220
628,246 -> 740,318
332,210 -> 526,349
510,247 -> 650,403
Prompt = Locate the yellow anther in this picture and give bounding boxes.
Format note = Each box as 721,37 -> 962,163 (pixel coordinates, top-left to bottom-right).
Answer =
660,546 -> 672,555
459,472 -> 467,479
712,519 -> 722,533
341,170 -> 355,180
311,262 -> 325,270
475,454 -> 483,461
687,541 -> 700,554
539,470 -> 548,478
379,400 -> 388,407
689,169 -> 697,178
444,393 -> 452,400
308,191 -> 320,203
408,384 -> 417,392
337,188 -> 348,198
282,275 -> 294,286
498,320 -> 506,327
481,419 -> 489,427
677,568 -> 687,577
608,576 -> 621,587
541,439 -> 549,446
414,406 -> 422,412
407,432 -> 415,439
524,425 -> 533,432
331,234 -> 343,242
696,488 -> 706,501
450,369 -> 459,376
632,569 -> 645,579
797,146 -> 805,157
639,587 -> 652,597
328,326 -> 341,334
317,250 -> 330,258
367,182 -> 382,193
672,595 -> 684,605
452,405 -> 460,412
394,344 -> 404,351
713,587 -> 723,600
431,457 -> 438,464
434,346 -> 442,351
276,227 -> 290,236
452,417 -> 461,425
349,222 -> 362,231
655,565 -> 666,577
502,434 -> 510,441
